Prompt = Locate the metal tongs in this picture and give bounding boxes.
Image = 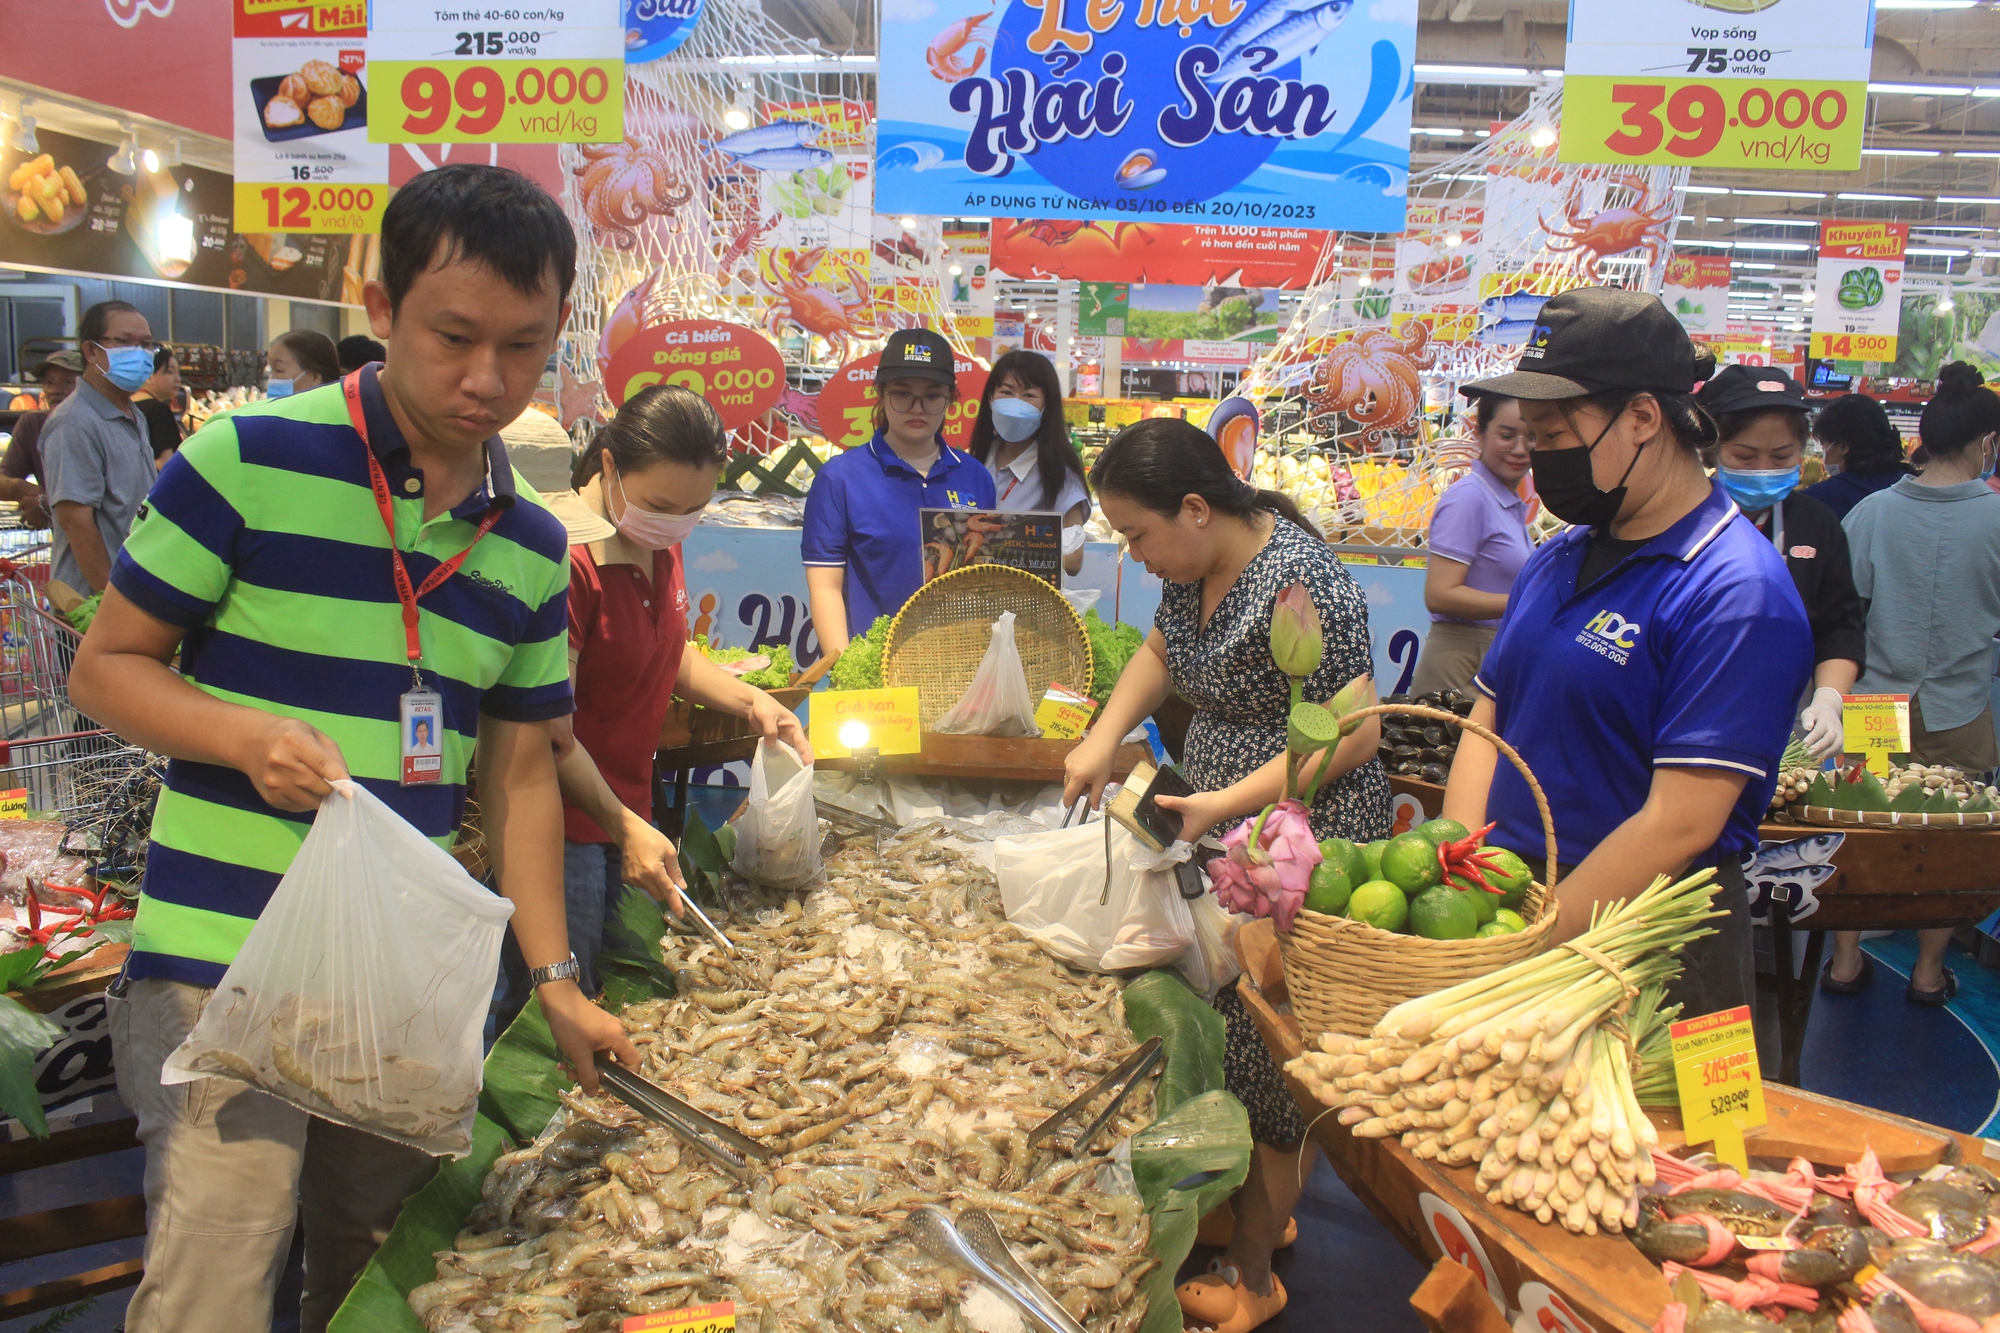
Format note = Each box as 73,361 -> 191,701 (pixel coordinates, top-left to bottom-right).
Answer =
651,885 -> 760,989
909,1205 -> 1087,1333
1028,1036 -> 1163,1156
593,1053 -> 771,1183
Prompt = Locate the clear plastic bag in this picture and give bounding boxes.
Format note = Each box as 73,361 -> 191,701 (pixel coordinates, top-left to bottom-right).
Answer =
994,820 -> 1193,972
933,611 -> 1038,737
730,738 -> 821,889
161,781 -> 513,1158
1178,888 -> 1248,1002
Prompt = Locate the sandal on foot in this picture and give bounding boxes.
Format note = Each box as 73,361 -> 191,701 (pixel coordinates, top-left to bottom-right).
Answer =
1193,1203 -> 1298,1250
1907,965 -> 1959,1008
1819,954 -> 1874,995
1177,1261 -> 1288,1333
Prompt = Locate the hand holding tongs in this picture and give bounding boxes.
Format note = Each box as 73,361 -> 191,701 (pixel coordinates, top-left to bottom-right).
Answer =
909,1205 -> 1086,1333
594,1053 -> 772,1182
649,884 -> 760,988
1028,1036 -> 1163,1157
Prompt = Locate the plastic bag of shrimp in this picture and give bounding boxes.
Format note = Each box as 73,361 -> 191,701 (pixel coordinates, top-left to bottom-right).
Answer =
994,819 -> 1194,972
730,737 -> 821,889
160,780 -> 513,1157
932,611 -> 1039,736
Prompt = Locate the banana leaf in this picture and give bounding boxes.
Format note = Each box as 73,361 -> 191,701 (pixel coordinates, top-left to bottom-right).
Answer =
0,996 -> 62,1138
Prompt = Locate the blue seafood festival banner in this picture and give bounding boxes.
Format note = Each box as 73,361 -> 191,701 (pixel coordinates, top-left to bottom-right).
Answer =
875,0 -> 1416,229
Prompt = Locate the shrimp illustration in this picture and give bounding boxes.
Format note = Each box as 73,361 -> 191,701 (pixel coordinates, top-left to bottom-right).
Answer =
927,12 -> 993,82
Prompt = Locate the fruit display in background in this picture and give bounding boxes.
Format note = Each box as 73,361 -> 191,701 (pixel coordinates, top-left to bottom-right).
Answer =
1378,690 -> 1474,784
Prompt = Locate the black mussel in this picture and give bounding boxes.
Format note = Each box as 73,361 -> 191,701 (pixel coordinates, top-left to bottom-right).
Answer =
1420,725 -> 1448,747
1381,726 -> 1409,746
1415,691 -> 1445,708
1421,763 -> 1449,784
1385,693 -> 1412,706
1393,745 -> 1421,762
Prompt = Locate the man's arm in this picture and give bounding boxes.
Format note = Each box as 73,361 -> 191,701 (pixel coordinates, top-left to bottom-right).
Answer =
477,714 -> 639,1093
69,587 -> 348,809
553,736 -> 685,915
54,502 -> 113,593
805,565 -> 849,659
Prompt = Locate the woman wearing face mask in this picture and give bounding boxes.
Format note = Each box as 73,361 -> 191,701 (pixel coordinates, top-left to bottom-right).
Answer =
552,385 -> 810,997
1802,392 -> 1914,520
1440,288 -> 1813,1031
264,329 -> 341,398
1697,365 -> 1864,769
1823,362 -> 2000,1006
1409,395 -> 1534,697
967,350 -> 1091,576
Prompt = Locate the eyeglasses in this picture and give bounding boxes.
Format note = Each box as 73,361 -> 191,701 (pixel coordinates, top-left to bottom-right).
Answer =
884,389 -> 949,414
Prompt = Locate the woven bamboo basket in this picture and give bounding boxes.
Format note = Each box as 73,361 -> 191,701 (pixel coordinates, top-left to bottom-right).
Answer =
1277,703 -> 1562,1040
882,564 -> 1094,729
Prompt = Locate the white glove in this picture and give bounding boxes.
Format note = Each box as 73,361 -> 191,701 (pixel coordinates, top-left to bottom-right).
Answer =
1799,686 -> 1846,763
1061,524 -> 1086,555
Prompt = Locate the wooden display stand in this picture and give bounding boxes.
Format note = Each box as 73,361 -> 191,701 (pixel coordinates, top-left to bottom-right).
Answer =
1385,775 -> 2000,1085
814,732 -> 1153,785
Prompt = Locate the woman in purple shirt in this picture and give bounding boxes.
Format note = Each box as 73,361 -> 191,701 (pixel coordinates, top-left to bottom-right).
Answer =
1410,395 -> 1536,695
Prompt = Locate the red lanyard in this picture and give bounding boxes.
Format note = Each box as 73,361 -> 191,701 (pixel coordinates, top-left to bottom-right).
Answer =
342,371 -> 502,668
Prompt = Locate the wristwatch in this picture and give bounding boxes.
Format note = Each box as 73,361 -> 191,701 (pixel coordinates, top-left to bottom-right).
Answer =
526,954 -> 581,988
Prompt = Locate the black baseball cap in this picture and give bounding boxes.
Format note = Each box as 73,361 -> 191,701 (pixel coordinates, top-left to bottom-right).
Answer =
1699,363 -> 1808,415
876,329 -> 957,390
1461,286 -> 1713,401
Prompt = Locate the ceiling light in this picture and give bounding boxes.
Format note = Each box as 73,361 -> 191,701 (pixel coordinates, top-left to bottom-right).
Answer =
1938,195 -> 2000,204
1733,241 -> 1814,251
1837,192 -> 1922,201
1680,239 -> 1734,249
1731,261 -> 1780,269
1907,246 -> 1972,255
1414,62 -> 1529,79
1528,126 -> 1557,149
1683,185 -> 1731,195
142,148 -> 160,174
1879,1 -> 1975,8
156,208 -> 194,265
722,106 -> 750,130
1863,147 -> 1940,157
1736,188 -> 1825,199
107,129 -> 136,176
948,264 -> 962,275
1443,231 -> 1463,247
1802,289 -> 1816,303
1734,217 -> 1821,227
1977,88 -> 2000,97
1474,129 -> 1492,138
1868,81 -> 1973,95
1541,69 -> 1564,79
1938,294 -> 1957,313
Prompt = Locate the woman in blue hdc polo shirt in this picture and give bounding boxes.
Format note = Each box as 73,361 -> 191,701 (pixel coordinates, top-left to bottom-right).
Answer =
802,329 -> 996,660
1441,288 -> 1814,1023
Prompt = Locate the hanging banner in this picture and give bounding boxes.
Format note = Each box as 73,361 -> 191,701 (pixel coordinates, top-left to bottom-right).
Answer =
231,0 -> 388,233
814,351 -> 989,451
1392,204 -> 1480,345
991,220 -> 1328,288
942,224 -> 994,340
1665,254 -> 1732,337
624,0 -> 706,63
875,0 -> 1414,231
1560,0 -> 1871,172
368,1 -> 625,144
1810,222 -> 1906,363
602,320 -> 788,430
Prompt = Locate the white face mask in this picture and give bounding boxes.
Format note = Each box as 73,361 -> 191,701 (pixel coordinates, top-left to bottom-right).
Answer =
607,465 -> 702,549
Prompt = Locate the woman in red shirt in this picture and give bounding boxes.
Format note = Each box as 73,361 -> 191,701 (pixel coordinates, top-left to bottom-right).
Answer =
554,385 -> 809,995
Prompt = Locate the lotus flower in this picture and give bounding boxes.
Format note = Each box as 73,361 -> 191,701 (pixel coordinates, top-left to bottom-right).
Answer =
1206,800 -> 1323,932
1270,583 -> 1322,681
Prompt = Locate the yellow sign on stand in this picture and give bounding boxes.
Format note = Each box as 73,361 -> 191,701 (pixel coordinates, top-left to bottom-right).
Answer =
1841,693 -> 1910,775
808,688 -> 922,759
1670,1005 -> 1766,1173
623,1300 -> 735,1333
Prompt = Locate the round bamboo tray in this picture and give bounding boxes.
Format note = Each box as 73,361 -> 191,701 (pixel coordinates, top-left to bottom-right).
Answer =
1277,703 -> 1562,1040
882,564 -> 1093,729
1793,805 -> 1999,829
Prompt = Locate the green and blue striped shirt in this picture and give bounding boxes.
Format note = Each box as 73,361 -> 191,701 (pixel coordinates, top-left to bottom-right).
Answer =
110,367 -> 573,987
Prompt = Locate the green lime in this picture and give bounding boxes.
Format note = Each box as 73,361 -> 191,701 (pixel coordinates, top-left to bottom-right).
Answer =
1483,847 -> 1534,909
1490,909 -> 1527,934
1317,837 -> 1368,889
1409,884 -> 1479,941
1379,832 -> 1443,897
1475,922 -> 1513,938
1415,817 -> 1469,847
1361,839 -> 1389,883
1304,863 -> 1352,917
1347,880 -> 1408,933
1447,871 -> 1499,924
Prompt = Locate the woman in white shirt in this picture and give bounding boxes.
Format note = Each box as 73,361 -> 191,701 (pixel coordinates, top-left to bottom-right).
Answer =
966,350 -> 1092,575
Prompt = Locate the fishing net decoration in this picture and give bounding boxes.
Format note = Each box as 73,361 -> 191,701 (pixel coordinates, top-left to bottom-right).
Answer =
1234,84 -> 1689,547
555,0 -> 968,460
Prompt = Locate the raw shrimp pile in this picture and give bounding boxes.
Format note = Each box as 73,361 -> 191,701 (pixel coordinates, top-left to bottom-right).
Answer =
409,828 -> 1159,1333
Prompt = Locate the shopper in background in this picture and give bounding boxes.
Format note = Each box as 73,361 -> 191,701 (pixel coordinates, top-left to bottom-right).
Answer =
336,333 -> 387,374
1824,361 -> 2000,1006
965,349 -> 1091,576
0,349 -> 74,523
1700,366 -> 1865,766
42,300 -> 160,597
1066,419 -> 1388,1333
1802,392 -> 1914,520
1441,289 -> 1812,1026
266,329 -> 341,397
130,347 -> 183,465
1409,394 -> 1534,696
69,164 -> 638,1333
803,328 -> 994,658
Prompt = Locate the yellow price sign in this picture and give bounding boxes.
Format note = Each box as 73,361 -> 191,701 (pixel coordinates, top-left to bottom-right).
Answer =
1841,693 -> 1910,774
1809,331 -> 1898,362
1560,76 -> 1863,171
623,1300 -> 736,1333
368,60 -> 623,143
0,789 -> 27,820
233,182 -> 387,235
1670,1005 -> 1766,1173
808,688 -> 923,759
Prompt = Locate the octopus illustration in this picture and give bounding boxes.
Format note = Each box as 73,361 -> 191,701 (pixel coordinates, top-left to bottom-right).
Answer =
1539,173 -> 1675,279
927,12 -> 993,82
573,137 -> 694,250
1305,322 -> 1434,441
761,248 -> 875,364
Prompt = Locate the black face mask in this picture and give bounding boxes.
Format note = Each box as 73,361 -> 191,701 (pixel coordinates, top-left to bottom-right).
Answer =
1529,410 -> 1646,529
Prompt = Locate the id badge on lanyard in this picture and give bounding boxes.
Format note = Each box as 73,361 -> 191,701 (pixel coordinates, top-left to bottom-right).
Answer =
400,687 -> 444,785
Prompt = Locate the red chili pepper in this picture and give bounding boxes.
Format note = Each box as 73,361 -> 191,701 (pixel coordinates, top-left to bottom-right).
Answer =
1437,822 -> 1508,894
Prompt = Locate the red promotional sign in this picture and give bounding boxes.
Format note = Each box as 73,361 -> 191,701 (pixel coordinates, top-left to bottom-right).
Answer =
603,320 -> 787,433
814,352 -> 989,451
992,219 -> 1329,289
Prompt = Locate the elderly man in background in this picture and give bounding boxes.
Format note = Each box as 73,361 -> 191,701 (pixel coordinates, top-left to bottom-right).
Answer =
40,301 -> 160,595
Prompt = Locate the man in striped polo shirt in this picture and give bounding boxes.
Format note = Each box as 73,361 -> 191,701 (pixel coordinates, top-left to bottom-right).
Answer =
71,165 -> 638,1333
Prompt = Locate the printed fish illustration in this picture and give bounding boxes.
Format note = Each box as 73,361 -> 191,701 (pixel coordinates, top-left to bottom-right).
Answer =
724,146 -> 837,172
1474,318 -> 1539,346
1743,831 -> 1845,873
1207,0 -> 1352,83
711,121 -> 824,157
1213,0 -> 1338,64
1479,291 -> 1549,322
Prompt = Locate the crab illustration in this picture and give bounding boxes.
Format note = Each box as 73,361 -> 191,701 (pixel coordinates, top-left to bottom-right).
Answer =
1305,322 -> 1435,441
1539,173 -> 1676,278
761,247 -> 874,363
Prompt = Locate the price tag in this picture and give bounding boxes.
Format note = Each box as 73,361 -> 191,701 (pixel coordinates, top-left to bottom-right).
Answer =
0,789 -> 28,819
1736,1235 -> 1797,1252
232,182 -> 386,234
623,1300 -> 735,1333
231,0 -> 387,233
1841,693 -> 1910,775
1670,1005 -> 1766,1174
603,320 -> 790,432
1810,222 -> 1906,363
1560,77 -> 1862,171
367,1 -> 624,144
1034,685 -> 1097,741
808,688 -> 923,759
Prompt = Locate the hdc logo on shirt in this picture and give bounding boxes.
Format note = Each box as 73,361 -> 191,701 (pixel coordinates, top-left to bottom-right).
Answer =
1577,609 -> 1641,664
